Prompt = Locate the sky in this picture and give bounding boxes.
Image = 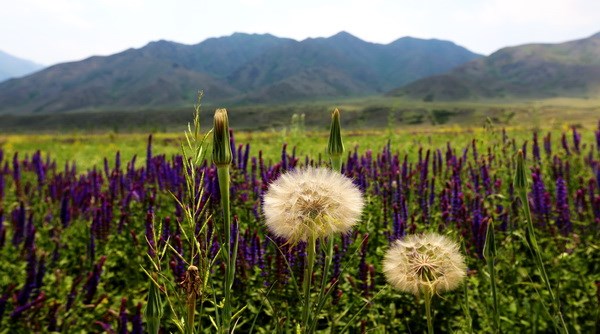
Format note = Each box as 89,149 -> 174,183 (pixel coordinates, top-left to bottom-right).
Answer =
1,0 -> 599,66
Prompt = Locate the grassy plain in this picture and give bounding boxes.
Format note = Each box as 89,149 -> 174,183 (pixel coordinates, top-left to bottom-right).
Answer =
0,95 -> 598,134
1,96 -> 599,171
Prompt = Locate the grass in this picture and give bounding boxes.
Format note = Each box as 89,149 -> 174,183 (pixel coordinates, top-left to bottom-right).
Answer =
1,96 -> 599,134
1,113 -> 598,172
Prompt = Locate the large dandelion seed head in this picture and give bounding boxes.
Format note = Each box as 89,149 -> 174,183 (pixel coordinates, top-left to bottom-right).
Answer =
263,167 -> 364,244
383,233 -> 466,296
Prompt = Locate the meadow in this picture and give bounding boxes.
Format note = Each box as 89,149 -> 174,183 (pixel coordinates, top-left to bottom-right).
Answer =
0,108 -> 599,333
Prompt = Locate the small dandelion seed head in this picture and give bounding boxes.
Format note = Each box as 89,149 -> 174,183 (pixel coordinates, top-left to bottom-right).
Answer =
263,167 -> 364,244
383,233 -> 466,296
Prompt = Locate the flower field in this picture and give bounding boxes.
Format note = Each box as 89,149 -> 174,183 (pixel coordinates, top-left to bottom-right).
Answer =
0,116 -> 599,333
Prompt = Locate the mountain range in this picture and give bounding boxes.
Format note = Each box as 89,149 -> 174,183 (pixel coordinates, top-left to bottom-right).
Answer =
0,32 -> 480,114
0,50 -> 44,82
388,32 -> 600,100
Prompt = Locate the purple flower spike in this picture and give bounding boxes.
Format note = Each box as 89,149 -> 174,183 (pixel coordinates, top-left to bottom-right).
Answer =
11,202 -> 26,247
131,303 -> 143,334
146,134 -> 153,177
595,121 -> 600,152
10,292 -> 46,320
572,127 -> 581,154
60,194 -> 71,228
561,133 -> 571,156
543,132 -> 552,157
83,256 -> 107,304
532,132 -> 541,162
555,177 -> 572,235
95,321 -> 116,334
12,153 -> 21,190
47,301 -> 60,332
0,287 -> 13,322
118,297 -> 128,334
0,210 -> 5,249
0,169 -> 4,202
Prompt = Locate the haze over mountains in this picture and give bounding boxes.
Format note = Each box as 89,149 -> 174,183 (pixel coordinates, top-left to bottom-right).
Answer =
0,50 -> 44,82
0,32 -> 480,114
389,32 -> 600,100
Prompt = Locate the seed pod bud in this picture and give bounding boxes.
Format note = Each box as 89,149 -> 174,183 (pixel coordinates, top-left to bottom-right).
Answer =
328,108 -> 344,158
212,108 -> 232,167
514,149 -> 527,190
483,219 -> 496,260
144,274 -> 163,334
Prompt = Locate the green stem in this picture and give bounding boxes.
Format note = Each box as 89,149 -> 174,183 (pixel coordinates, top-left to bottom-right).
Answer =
311,236 -> 334,333
330,155 -> 342,174
518,189 -> 568,333
424,291 -> 434,334
488,256 -> 500,333
217,165 -> 233,334
303,234 -> 317,333
186,294 -> 196,334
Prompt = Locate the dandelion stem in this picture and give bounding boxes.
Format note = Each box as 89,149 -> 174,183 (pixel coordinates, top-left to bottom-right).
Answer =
424,290 -> 434,334
217,165 -> 234,334
302,233 -> 317,333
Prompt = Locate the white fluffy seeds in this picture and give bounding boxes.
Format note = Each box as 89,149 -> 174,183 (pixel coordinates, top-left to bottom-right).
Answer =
263,167 -> 364,244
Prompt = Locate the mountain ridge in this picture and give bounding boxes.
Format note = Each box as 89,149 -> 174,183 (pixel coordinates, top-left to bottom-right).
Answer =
0,32 -> 481,114
0,50 -> 45,82
388,31 -> 600,100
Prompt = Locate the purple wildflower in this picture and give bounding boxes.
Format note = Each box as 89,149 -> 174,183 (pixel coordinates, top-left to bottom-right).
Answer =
95,321 -> 116,334
595,121 -> 600,152
0,168 -> 4,202
531,169 -> 549,225
11,202 -> 26,247
0,286 -> 13,322
131,303 -> 143,334
17,252 -> 37,306
572,127 -> 581,154
532,132 -> 541,162
118,297 -> 128,334
358,234 -> 370,297
12,153 -> 21,193
10,292 -> 46,320
146,134 -> 153,178
543,132 -> 552,157
83,256 -> 107,304
47,301 -> 60,332
66,275 -> 83,311
555,177 -> 572,235
561,133 -> 571,156
0,210 -> 5,249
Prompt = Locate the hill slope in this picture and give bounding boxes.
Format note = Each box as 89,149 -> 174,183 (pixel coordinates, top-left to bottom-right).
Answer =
0,32 -> 481,114
0,50 -> 44,82
388,32 -> 600,100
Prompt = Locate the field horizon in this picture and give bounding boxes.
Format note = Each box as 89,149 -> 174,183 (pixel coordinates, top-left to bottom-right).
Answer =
1,95 -> 599,134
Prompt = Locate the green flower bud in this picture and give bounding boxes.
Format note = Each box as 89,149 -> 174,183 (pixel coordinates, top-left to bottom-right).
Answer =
514,149 -> 527,190
483,219 -> 496,260
328,108 -> 344,173
144,274 -> 163,334
212,108 -> 232,167
328,108 -> 344,157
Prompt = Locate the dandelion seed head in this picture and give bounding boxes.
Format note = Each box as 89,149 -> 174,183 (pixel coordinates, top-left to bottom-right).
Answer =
263,167 -> 364,244
383,233 -> 466,296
